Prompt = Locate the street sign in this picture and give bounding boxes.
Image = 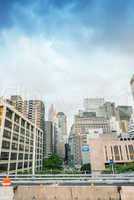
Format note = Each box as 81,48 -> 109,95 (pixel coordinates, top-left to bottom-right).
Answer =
81,145 -> 90,152
109,159 -> 114,164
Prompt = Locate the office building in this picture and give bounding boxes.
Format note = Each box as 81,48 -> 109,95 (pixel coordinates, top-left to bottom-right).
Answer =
74,111 -> 110,135
44,121 -> 53,159
84,98 -> 105,114
69,111 -> 110,166
0,100 -> 43,174
116,106 -> 133,133
88,134 -> 134,174
56,112 -> 67,159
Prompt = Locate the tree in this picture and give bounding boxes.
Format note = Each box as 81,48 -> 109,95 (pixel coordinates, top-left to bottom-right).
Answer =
81,163 -> 91,173
43,154 -> 63,170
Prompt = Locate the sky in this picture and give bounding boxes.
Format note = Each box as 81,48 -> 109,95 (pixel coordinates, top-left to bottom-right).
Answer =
0,0 -> 134,128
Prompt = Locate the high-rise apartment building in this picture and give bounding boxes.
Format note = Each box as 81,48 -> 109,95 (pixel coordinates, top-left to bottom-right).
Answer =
10,96 -> 45,130
0,100 -> 43,174
10,96 -> 24,113
56,112 -> 67,159
130,75 -> 134,101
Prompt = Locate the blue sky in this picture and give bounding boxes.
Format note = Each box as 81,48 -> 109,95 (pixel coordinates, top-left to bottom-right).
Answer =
0,0 -> 134,123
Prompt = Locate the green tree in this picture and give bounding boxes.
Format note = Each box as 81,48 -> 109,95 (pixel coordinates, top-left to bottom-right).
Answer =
43,154 -> 63,170
81,163 -> 91,173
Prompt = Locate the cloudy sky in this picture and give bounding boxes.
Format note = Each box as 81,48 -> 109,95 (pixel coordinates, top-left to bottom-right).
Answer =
0,0 -> 134,127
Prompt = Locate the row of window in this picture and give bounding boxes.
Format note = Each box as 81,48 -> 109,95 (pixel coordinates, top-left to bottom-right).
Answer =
0,152 -> 33,160
0,162 -> 33,172
2,140 -> 34,152
105,144 -> 134,161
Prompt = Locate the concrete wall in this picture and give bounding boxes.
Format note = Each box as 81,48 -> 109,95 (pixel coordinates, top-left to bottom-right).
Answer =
14,185 -> 119,200
1,185 -> 134,200
0,187 -> 14,200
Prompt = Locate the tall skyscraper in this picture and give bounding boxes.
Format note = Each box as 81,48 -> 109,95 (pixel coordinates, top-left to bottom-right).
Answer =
56,112 -> 67,159
130,74 -> 134,101
44,121 -> 53,159
23,100 -> 45,130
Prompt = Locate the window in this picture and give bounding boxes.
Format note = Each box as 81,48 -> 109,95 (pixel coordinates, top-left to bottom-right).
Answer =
14,114 -> 20,124
24,154 -> 28,160
0,152 -> 9,160
119,146 -> 123,160
11,153 -> 17,160
19,144 -> 24,151
18,153 -> 23,160
20,128 -> 25,135
3,129 -> 11,139
0,164 -> 8,172
105,146 -> 108,161
6,108 -> 13,119
128,145 -> 134,160
114,145 -> 120,161
9,163 -> 16,171
21,119 -> 25,127
111,146 -> 114,160
14,124 -> 19,132
13,133 -> 19,141
2,140 -> 10,149
12,143 -> 18,150
125,145 -> 129,160
18,162 -> 23,169
24,162 -> 28,168
5,119 -> 12,129
20,136 -> 24,143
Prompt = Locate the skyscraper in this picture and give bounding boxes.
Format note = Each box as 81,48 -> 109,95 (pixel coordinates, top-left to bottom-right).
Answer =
56,112 -> 67,159
84,98 -> 105,114
116,106 -> 133,133
130,75 -> 134,101
44,121 -> 53,158
10,95 -> 24,113
10,96 -> 45,130
23,100 -> 45,130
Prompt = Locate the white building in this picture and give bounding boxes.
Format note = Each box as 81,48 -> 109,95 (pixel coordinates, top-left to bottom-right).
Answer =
0,100 -> 43,174
84,98 -> 105,114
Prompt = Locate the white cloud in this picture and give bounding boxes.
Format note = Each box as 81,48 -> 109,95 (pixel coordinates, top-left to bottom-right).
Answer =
0,27 -> 133,130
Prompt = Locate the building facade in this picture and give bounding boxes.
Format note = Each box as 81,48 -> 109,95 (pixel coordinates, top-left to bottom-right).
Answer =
44,121 -> 53,159
56,112 -> 67,159
116,106 -> 133,133
88,134 -> 134,174
74,111 -> 110,135
84,98 -> 105,114
0,101 -> 43,174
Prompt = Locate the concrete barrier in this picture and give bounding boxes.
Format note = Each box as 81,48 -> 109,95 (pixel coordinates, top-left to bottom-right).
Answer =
0,187 -> 14,200
1,185 -> 134,200
14,185 -> 119,200
121,186 -> 134,200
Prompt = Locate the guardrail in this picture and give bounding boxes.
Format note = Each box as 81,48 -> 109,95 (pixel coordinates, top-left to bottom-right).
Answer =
0,174 -> 134,185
